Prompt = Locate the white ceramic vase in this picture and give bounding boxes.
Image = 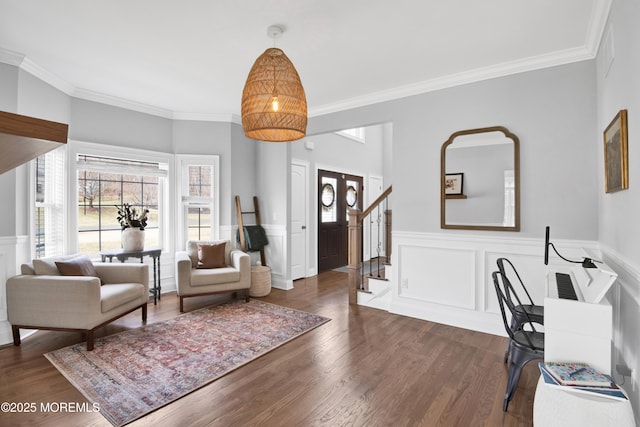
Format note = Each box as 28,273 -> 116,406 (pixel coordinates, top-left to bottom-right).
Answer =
121,228 -> 145,251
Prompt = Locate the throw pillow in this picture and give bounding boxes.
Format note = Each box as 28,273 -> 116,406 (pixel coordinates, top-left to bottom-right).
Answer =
33,254 -> 79,276
55,255 -> 100,282
197,242 -> 226,269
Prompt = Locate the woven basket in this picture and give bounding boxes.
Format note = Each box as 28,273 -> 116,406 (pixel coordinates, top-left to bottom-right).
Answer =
250,265 -> 272,297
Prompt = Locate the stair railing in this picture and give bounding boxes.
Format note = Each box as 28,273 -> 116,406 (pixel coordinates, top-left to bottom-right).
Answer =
347,185 -> 392,304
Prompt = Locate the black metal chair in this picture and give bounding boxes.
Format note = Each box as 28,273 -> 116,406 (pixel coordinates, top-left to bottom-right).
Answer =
492,271 -> 544,411
496,257 -> 544,362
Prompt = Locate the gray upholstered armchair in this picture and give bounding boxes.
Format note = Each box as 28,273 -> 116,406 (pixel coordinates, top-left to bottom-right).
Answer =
175,240 -> 250,312
7,255 -> 149,350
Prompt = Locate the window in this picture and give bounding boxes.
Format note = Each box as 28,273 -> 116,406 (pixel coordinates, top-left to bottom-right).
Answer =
336,127 -> 366,143
75,153 -> 168,254
33,147 -> 66,258
503,169 -> 515,227
321,177 -> 337,223
177,155 -> 219,246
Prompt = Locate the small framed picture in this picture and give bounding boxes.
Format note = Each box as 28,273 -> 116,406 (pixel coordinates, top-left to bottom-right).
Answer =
604,109 -> 628,193
445,173 -> 464,195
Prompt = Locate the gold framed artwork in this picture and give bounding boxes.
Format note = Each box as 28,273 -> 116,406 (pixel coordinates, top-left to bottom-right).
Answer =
603,109 -> 628,193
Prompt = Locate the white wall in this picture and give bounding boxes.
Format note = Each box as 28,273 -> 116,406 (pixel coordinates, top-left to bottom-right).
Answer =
596,0 -> 640,417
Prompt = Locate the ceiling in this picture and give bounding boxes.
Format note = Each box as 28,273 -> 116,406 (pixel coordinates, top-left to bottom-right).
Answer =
0,0 -> 609,121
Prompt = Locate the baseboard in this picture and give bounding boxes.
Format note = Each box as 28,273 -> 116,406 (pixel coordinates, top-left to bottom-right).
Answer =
272,277 -> 294,291
0,320 -> 37,347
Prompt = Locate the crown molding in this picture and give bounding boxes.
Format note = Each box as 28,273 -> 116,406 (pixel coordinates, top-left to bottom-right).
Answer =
309,1 -> 613,117
71,87 -> 175,119
0,44 -> 598,122
172,111 -> 240,123
308,45 -> 594,117
0,0 -> 612,123
74,88 -> 240,122
20,56 -> 76,95
0,47 -> 24,67
584,0 -> 613,57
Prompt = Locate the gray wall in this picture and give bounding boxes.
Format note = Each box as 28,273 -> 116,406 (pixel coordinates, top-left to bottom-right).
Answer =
309,60 -> 598,240
172,119 -> 236,227
597,0 -> 640,263
293,125 -> 385,179
257,142 -> 289,227
0,63 -> 19,237
230,123 -> 258,229
596,0 -> 640,416
0,68 -> 259,242
0,63 -> 18,113
70,98 -> 172,152
18,71 -> 70,124
0,68 -> 71,237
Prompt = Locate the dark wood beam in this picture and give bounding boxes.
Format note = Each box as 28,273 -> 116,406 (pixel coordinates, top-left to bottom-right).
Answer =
0,111 -> 68,175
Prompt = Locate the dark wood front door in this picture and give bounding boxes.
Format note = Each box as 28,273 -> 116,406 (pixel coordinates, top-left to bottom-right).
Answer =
318,169 -> 363,272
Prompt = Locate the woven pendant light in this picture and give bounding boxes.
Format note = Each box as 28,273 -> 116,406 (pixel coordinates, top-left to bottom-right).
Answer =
241,26 -> 307,142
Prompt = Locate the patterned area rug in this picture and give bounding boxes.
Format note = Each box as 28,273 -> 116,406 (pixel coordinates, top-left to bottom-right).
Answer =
45,299 -> 330,426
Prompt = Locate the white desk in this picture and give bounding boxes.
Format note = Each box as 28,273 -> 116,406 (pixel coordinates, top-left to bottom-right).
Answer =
533,377 -> 635,426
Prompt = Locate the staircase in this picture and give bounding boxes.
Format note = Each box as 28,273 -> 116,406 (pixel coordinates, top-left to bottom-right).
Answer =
357,264 -> 392,311
347,185 -> 392,310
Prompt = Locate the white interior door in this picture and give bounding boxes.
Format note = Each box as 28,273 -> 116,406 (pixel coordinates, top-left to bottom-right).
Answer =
291,162 -> 308,280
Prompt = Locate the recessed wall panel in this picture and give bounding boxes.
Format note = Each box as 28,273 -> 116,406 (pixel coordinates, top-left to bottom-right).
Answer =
398,244 -> 475,309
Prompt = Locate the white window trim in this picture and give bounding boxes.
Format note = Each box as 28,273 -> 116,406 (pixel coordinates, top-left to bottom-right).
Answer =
336,127 -> 366,143
175,154 -> 220,249
29,146 -> 67,259
67,140 -> 175,255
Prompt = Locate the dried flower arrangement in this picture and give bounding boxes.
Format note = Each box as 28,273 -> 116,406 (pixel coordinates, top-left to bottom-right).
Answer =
115,203 -> 149,230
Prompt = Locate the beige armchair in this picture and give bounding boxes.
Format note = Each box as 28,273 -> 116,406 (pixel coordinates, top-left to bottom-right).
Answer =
175,240 -> 250,312
7,255 -> 149,350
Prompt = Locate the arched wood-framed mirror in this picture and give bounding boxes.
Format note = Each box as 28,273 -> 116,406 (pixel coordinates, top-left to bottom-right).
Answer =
441,126 -> 520,231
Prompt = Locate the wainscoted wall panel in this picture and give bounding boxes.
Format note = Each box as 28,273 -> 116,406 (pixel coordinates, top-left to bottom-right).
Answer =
263,225 -> 291,290
391,231 -> 600,336
483,251 -> 547,315
398,245 -> 475,309
0,235 -> 29,345
601,246 -> 640,419
228,224 -> 290,291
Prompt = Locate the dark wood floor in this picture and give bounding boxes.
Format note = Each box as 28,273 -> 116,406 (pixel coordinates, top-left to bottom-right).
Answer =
0,271 -> 539,426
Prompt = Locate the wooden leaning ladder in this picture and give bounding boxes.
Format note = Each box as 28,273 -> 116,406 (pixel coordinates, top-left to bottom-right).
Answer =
235,195 -> 266,266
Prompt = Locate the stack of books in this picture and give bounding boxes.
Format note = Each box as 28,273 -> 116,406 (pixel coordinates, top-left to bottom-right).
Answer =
538,362 -> 628,401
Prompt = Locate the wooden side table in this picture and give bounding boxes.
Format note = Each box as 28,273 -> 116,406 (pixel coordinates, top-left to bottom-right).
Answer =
99,247 -> 161,304
250,265 -> 272,297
